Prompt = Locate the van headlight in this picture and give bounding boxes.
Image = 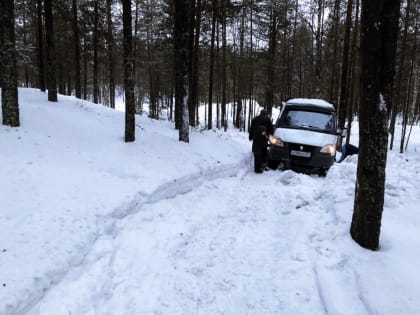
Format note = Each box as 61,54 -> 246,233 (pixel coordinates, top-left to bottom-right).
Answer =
270,136 -> 284,147
320,144 -> 336,155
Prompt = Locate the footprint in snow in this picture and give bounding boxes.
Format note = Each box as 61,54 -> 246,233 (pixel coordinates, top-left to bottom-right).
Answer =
277,170 -> 299,185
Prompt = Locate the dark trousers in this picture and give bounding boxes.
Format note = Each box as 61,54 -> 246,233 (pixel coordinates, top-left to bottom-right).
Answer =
254,152 -> 266,173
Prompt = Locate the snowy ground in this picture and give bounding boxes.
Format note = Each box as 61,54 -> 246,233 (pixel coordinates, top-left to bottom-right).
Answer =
1,88 -> 420,315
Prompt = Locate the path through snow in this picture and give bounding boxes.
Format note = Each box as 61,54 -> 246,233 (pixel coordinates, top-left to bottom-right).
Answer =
27,165 -> 372,315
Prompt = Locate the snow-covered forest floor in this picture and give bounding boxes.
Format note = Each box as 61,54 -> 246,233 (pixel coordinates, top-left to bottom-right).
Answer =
1,88 -> 419,315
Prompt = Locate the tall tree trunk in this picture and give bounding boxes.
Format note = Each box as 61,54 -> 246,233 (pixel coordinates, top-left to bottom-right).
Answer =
247,2 -> 254,131
389,0 -> 412,150
400,12 -> 418,153
281,0 -> 290,101
174,0 -> 190,142
338,0 -> 353,133
147,42 -> 157,118
170,64 -> 174,121
351,0 -> 401,250
93,0 -> 99,104
346,0 -> 360,146
72,0 -> 81,98
67,68 -> 72,96
232,33 -> 237,128
44,0 -> 57,102
192,0 -> 201,126
265,7 -> 277,117
36,0 -> 46,92
328,0 -> 340,103
83,20 -> 88,100
134,0 -> 140,110
123,0 -> 135,142
58,40 -> 65,95
314,0 -> 324,97
221,0 -> 227,131
208,0 -> 217,130
0,0 -> 20,127
188,0 -> 196,126
235,6 -> 245,130
106,0 -> 115,108
22,0 -> 29,87
216,20 -> 220,130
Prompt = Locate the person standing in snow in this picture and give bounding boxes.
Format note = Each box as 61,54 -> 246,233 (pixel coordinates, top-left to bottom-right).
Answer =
252,126 -> 268,174
251,126 -> 270,173
249,109 -> 273,173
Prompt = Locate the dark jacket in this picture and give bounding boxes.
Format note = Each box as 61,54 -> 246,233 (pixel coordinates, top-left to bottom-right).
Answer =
249,113 -> 274,141
252,125 -> 269,154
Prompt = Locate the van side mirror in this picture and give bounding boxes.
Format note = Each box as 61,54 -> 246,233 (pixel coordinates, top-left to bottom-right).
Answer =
279,101 -> 285,111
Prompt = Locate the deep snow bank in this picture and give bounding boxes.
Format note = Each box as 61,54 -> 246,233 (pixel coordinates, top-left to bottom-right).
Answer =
0,88 -> 249,314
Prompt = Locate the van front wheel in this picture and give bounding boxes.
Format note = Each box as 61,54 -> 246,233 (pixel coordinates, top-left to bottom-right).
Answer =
319,168 -> 328,177
268,159 -> 280,170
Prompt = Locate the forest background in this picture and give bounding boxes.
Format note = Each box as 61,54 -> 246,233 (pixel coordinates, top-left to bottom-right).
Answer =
3,0 -> 419,142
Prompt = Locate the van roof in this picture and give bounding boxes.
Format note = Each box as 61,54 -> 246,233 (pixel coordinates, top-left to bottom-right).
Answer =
285,98 -> 335,111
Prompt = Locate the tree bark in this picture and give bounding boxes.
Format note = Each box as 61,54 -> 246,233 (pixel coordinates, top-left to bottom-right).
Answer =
389,0 -> 412,150
188,0 -> 196,126
123,0 -> 135,142
22,0 -> 29,88
174,0 -> 190,142
82,20 -> 88,100
247,2 -> 254,131
400,12 -> 418,153
221,0 -> 227,131
1,0 -> 20,127
351,0 -> 401,250
265,6 -> 277,117
208,0 -> 217,130
192,0 -> 201,126
93,0 -> 99,104
338,0 -> 353,132
36,0 -> 46,92
328,0 -> 340,103
314,0 -> 325,97
106,0 -> 115,107
346,0 -> 360,145
44,0 -> 58,102
235,5 -> 245,130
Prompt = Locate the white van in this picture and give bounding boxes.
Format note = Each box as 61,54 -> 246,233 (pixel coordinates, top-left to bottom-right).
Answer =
268,98 -> 340,175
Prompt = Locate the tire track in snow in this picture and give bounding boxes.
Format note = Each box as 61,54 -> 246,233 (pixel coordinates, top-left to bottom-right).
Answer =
110,156 -> 250,220
19,157 -> 250,315
302,173 -> 375,315
25,160 -> 366,315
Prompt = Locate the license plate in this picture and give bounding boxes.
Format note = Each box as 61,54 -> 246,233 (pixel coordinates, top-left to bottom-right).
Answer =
291,150 -> 311,158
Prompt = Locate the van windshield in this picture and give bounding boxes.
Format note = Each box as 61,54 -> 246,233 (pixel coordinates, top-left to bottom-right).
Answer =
278,110 -> 335,131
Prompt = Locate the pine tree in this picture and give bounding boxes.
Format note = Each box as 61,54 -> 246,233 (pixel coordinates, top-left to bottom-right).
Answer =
350,0 -> 401,250
72,0 -> 82,99
106,0 -> 115,108
123,0 -> 135,142
36,0 -> 46,92
174,0 -> 190,142
93,0 -> 99,104
44,0 -> 58,102
207,0 -> 217,130
0,0 -> 20,127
